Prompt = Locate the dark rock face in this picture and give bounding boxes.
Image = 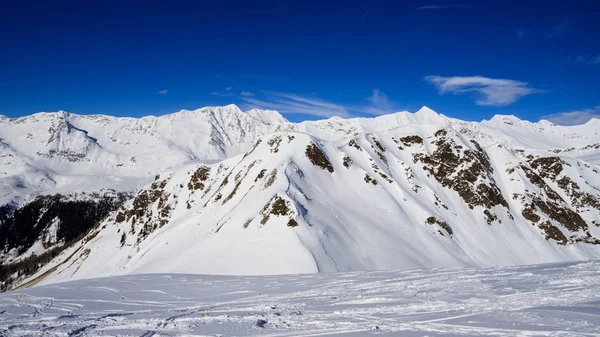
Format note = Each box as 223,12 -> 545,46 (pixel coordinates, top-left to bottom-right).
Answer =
529,157 -> 563,179
306,143 -> 334,173
0,192 -> 128,256
0,192 -> 129,291
114,179 -> 171,244
400,135 -> 423,146
413,131 -> 508,212
188,166 -> 210,190
257,195 -> 298,227
516,155 -> 600,244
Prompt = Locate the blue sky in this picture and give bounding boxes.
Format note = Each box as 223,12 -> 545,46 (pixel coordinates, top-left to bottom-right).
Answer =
1,0 -> 599,124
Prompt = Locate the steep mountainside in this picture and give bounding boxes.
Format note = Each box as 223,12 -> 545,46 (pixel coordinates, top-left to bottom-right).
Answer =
0,105 -> 289,205
1,105 -> 600,290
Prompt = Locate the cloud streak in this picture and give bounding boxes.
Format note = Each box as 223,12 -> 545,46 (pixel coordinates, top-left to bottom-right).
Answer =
157,90 -> 168,94
240,91 -> 254,97
417,4 -> 469,10
576,54 -> 600,64
210,90 -> 234,97
425,75 -> 542,106
240,91 -> 350,118
541,106 -> 600,125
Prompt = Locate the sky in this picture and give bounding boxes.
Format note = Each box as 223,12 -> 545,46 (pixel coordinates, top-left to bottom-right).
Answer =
1,0 -> 599,124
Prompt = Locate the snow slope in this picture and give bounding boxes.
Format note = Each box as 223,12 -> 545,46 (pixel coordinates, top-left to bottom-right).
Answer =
17,124 -> 600,288
2,260 -> 600,336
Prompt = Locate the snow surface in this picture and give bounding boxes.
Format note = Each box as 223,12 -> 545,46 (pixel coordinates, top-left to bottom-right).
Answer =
2,260 -> 600,336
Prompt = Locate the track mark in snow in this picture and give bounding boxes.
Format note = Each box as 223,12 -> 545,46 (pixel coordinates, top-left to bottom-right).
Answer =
2,261 -> 600,336
68,324 -> 96,337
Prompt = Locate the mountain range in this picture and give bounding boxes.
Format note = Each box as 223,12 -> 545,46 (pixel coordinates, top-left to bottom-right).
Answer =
1,104 -> 600,291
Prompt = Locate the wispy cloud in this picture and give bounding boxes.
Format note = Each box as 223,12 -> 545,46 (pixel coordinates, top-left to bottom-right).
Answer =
210,91 -> 234,97
240,91 -> 255,97
516,29 -> 526,39
417,4 -> 469,10
575,54 -> 600,64
240,91 -> 350,118
546,23 -> 567,39
541,106 -> 600,125
361,11 -> 371,22
157,90 -> 168,94
425,75 -> 542,106
210,87 -> 235,97
362,89 -> 394,115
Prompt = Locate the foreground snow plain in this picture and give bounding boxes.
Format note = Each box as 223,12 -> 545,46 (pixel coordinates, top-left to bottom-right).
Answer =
2,260 -> 600,336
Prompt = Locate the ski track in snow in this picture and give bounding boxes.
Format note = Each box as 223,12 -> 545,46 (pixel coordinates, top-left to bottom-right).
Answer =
2,261 -> 600,336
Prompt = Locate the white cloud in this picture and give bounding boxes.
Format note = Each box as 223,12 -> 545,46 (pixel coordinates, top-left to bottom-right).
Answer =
541,106 -> 600,125
417,4 -> 469,10
240,91 -> 350,118
157,90 -> 168,94
362,89 -> 393,115
240,91 -> 254,97
225,86 -> 232,91
425,75 -> 542,106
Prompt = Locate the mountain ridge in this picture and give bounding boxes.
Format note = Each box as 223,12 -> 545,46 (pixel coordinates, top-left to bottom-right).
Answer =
1,105 -> 600,291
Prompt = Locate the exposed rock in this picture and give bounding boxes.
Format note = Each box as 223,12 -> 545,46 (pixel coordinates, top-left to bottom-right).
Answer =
222,182 -> 241,204
255,169 -> 267,182
343,155 -> 352,168
259,195 -> 293,225
483,209 -> 499,225
372,137 -> 385,153
364,174 -> 377,185
348,139 -> 362,151
267,136 -> 282,153
425,216 -> 453,237
529,157 -> 563,179
0,192 -> 128,291
538,221 -> 568,244
188,166 -> 210,191
400,135 -> 423,146
306,143 -> 334,173
414,132 -> 508,211
264,169 -> 278,188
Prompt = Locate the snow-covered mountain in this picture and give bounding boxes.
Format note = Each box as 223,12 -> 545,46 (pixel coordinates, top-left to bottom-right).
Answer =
0,105 -> 290,206
2,105 -> 600,290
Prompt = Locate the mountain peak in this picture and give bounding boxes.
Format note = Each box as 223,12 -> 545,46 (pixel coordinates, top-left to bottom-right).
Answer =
245,108 -> 288,125
412,106 -> 447,124
415,105 -> 437,116
488,114 -> 525,125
